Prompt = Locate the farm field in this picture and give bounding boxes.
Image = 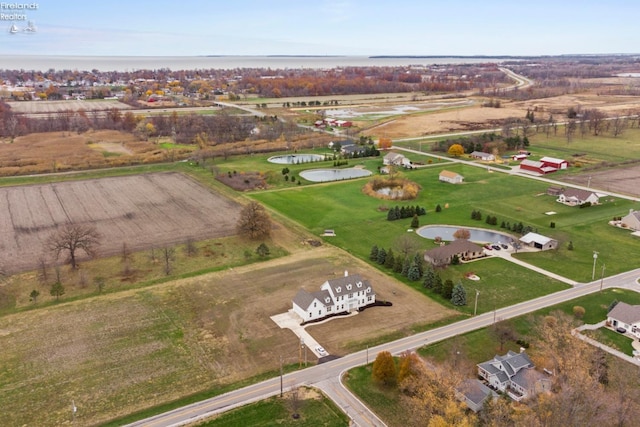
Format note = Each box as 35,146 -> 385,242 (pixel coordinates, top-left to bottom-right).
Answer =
0,172 -> 242,273
0,246 -> 454,426
7,99 -> 132,114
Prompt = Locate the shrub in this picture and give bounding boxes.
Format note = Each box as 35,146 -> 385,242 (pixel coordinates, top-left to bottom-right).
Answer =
573,306 -> 586,319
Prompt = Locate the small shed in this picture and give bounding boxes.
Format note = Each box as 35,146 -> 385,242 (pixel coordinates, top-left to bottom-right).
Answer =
519,232 -> 558,250
439,170 -> 464,184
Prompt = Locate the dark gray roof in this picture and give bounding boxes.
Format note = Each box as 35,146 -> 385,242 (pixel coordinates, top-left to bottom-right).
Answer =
325,274 -> 374,298
478,351 -> 533,383
609,301 -> 640,325
292,288 -> 333,310
457,379 -> 494,407
511,367 -> 547,391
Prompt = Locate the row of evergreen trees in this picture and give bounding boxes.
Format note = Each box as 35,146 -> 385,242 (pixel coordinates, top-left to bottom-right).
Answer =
387,205 -> 426,221
471,210 -> 536,235
370,245 -> 467,306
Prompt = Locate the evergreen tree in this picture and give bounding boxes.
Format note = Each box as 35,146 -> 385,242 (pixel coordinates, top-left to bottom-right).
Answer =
443,279 -> 454,299
451,283 -> 467,306
384,248 -> 395,269
433,273 -> 443,294
413,252 -> 424,277
387,209 -> 397,221
451,254 -> 460,265
471,210 -> 477,220
369,245 -> 379,261
407,264 -> 421,281
394,206 -> 401,219
402,256 -> 411,277
500,221 -> 506,229
568,241 -> 574,251
423,266 -> 435,289
411,214 -> 419,229
400,206 -> 407,219
435,204 -> 442,213
377,247 -> 387,265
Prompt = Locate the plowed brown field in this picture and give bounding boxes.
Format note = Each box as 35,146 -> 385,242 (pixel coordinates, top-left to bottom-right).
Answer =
0,172 -> 242,272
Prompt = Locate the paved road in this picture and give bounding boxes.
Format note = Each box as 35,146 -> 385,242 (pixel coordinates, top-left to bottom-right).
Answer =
126,268 -> 640,427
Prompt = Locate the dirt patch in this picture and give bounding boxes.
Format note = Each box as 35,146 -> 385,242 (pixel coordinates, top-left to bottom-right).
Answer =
0,172 -> 243,273
216,171 -> 267,191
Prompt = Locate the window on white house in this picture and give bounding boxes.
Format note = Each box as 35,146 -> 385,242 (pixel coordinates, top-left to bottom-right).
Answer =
357,281 -> 362,287
346,284 -> 352,290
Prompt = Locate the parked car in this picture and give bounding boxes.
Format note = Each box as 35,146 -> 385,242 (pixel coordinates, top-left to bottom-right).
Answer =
500,243 -> 508,249
483,244 -> 492,250
616,327 -> 627,334
491,245 -> 501,250
315,346 -> 328,356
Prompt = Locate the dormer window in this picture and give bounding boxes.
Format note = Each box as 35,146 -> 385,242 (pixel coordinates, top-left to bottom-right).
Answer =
357,281 -> 362,288
366,287 -> 371,293
325,297 -> 331,303
346,284 -> 352,290
336,286 -> 342,293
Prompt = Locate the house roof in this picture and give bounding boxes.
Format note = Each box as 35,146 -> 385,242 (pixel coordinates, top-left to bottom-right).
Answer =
384,152 -> 405,162
478,350 -> 533,383
341,144 -> 367,154
561,188 -> 598,201
439,170 -> 462,179
471,151 -> 493,158
292,288 -> 333,310
324,274 -> 375,298
520,232 -> 554,245
609,301 -> 640,325
424,239 -> 483,263
457,379 -> 495,407
511,366 -> 547,391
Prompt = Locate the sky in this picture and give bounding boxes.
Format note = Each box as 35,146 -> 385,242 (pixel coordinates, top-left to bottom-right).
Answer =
1,0 -> 639,57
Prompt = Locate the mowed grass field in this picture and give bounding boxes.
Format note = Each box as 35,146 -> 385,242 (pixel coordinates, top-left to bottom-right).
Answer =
251,162 -> 640,283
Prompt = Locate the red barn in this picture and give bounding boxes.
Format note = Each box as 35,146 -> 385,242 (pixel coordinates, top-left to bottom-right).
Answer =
540,156 -> 568,170
519,160 -> 557,174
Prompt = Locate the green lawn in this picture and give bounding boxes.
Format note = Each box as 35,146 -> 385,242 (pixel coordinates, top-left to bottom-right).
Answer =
196,390 -> 348,427
251,163 -> 640,284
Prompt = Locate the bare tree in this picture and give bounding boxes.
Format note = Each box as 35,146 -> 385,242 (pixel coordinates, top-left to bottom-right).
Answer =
184,238 -> 198,257
611,115 -> 627,137
47,224 -> 101,269
565,119 -> 577,144
162,246 -> 176,275
394,234 -> 418,259
490,319 -> 516,352
236,202 -> 272,240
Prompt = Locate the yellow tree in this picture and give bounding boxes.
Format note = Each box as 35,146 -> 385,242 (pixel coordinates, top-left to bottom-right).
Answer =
447,143 -> 464,157
372,351 -> 396,386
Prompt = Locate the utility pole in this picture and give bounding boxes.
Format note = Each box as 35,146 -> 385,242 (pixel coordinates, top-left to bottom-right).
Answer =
474,290 -> 480,316
279,355 -> 283,397
592,251 -> 599,281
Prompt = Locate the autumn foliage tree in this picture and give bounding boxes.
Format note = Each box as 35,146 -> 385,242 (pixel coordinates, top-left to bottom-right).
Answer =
372,351 -> 397,386
236,201 -> 272,240
378,137 -> 393,150
453,228 -> 471,240
447,143 -> 464,157
47,223 -> 102,269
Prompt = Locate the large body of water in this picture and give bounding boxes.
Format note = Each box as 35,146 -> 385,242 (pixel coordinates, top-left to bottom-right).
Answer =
3,55 -> 513,72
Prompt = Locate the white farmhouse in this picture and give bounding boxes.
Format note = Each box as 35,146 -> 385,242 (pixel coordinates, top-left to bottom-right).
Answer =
439,170 -> 464,184
292,272 -> 376,322
383,152 -> 412,168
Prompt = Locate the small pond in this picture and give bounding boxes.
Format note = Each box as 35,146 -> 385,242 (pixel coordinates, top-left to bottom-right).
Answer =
299,168 -> 372,182
417,225 -> 514,243
267,154 -> 326,164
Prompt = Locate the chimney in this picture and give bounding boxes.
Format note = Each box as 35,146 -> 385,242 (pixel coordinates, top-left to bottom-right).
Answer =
344,270 -> 348,277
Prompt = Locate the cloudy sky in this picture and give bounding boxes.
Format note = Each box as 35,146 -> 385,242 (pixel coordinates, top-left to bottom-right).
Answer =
1,0 -> 638,57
